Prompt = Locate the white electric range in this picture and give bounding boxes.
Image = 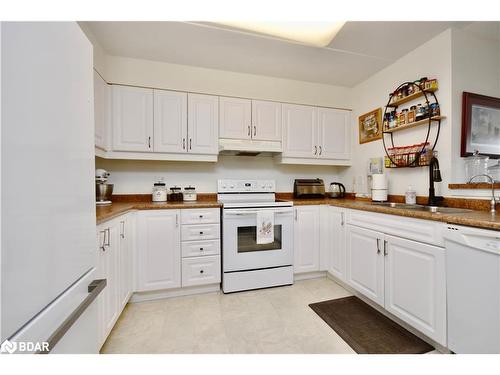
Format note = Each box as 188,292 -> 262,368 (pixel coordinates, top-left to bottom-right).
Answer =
217,179 -> 294,293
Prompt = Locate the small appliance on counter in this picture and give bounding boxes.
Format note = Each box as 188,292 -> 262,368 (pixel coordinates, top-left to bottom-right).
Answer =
293,179 -> 325,198
95,169 -> 113,205
371,173 -> 388,202
152,178 -> 167,202
183,186 -> 197,202
328,182 -> 346,198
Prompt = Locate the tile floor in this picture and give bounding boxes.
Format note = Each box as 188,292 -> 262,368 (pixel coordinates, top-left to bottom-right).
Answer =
101,277 -> 357,354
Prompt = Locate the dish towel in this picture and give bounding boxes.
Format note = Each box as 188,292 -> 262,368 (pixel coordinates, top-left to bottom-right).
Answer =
256,210 -> 274,245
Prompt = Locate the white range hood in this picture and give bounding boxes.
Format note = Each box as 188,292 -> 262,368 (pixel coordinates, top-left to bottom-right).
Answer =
218,138 -> 282,156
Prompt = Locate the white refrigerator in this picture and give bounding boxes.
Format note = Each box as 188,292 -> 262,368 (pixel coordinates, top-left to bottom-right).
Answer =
1,22 -> 102,353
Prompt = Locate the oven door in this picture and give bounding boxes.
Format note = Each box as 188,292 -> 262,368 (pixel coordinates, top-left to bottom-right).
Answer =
222,207 -> 294,272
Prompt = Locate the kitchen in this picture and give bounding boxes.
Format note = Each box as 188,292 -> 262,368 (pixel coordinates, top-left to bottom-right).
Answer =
1,5 -> 500,371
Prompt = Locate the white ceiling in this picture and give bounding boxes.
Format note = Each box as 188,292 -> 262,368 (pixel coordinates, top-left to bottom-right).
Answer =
85,21 -> 466,87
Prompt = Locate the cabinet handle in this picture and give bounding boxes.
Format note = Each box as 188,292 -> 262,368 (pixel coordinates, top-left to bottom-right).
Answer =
248,125 -> 251,136
106,228 -> 110,247
319,146 -> 322,155
199,215 -> 203,218
376,238 -> 381,254
189,138 -> 192,150
100,230 -> 107,251
294,209 -> 297,221
200,270 -> 204,274
183,138 -> 186,150
120,221 -> 125,239
384,240 -> 388,256
200,247 -> 204,251
176,214 -> 179,227
199,231 -> 204,235
340,212 -> 344,226
148,136 -> 151,149
314,146 -> 317,155
253,126 -> 256,136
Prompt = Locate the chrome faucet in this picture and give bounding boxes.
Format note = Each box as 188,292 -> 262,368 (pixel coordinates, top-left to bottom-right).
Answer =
468,174 -> 499,214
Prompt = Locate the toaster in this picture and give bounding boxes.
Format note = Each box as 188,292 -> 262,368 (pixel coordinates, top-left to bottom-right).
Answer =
293,179 -> 326,198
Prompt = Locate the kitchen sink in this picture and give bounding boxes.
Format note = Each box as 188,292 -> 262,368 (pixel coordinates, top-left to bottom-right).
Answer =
370,202 -> 472,214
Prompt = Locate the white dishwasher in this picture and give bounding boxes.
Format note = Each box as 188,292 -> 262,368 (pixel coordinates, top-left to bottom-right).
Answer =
444,224 -> 500,353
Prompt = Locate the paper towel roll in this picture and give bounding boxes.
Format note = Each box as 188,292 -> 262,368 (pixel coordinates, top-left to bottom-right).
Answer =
372,174 -> 388,189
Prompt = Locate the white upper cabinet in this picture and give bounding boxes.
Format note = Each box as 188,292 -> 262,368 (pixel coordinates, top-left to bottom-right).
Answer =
282,104 -> 317,158
112,85 -> 154,152
251,100 -> 282,141
188,93 -> 219,155
94,70 -> 109,151
219,96 -> 251,139
153,90 -> 187,153
317,107 -> 351,160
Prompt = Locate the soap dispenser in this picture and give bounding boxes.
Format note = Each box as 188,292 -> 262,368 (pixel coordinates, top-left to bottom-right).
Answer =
405,185 -> 416,205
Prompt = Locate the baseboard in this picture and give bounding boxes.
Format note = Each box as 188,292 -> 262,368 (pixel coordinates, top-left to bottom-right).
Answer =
129,284 -> 221,303
294,271 -> 327,281
325,272 -> 450,354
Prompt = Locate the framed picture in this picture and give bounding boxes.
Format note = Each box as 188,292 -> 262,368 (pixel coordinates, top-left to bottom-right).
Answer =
358,108 -> 382,144
461,92 -> 500,158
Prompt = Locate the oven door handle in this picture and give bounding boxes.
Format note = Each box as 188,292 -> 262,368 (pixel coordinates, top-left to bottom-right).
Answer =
224,209 -> 293,216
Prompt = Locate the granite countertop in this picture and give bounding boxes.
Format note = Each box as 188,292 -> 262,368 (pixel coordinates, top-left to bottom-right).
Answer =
96,196 -> 500,231
96,200 -> 222,225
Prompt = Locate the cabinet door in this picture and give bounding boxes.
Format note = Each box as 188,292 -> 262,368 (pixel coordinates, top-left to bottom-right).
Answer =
137,210 -> 181,291
251,100 -> 282,141
282,104 -> 317,158
345,225 -> 384,306
98,222 -> 120,341
384,235 -> 446,345
118,216 -> 133,309
153,89 -> 187,153
94,70 -> 109,151
112,85 -> 153,152
327,207 -> 346,281
317,108 -> 350,160
219,96 -> 251,139
294,206 -> 320,274
187,93 -> 219,155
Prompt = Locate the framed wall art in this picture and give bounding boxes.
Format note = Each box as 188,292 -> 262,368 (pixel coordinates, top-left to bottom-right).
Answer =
358,108 -> 382,144
461,92 -> 500,158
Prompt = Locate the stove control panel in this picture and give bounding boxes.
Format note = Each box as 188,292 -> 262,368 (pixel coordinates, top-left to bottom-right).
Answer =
217,179 -> 276,193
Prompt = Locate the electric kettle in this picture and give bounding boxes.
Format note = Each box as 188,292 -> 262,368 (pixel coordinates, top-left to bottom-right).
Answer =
328,182 -> 346,198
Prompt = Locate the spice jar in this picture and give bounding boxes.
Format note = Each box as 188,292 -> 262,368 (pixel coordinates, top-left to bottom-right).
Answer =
400,109 -> 408,126
415,104 -> 425,121
388,111 -> 396,129
429,102 -> 440,117
183,186 -> 197,202
408,105 -> 416,123
168,186 -> 183,202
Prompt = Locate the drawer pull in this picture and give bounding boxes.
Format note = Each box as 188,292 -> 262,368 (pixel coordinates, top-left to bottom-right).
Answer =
199,215 -> 203,218
199,231 -> 204,235
200,270 -> 204,274
200,247 -> 204,251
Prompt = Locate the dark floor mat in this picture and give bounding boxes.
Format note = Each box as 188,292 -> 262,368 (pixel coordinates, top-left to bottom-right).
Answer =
309,296 -> 434,354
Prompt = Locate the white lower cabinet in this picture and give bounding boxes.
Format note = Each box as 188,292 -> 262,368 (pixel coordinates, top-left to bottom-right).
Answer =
384,234 -> 446,345
294,206 -> 320,274
136,210 -> 181,292
182,255 -> 221,287
96,213 -> 133,347
344,220 -> 447,345
323,206 -> 346,281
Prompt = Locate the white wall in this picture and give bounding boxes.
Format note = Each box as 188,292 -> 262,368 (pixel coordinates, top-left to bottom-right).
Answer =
103,55 -> 352,109
450,25 -> 500,198
341,29 -> 453,198
96,156 -> 344,194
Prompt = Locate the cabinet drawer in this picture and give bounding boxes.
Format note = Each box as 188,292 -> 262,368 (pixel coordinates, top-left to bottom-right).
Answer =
182,239 -> 220,258
181,224 -> 220,241
182,256 -> 221,287
181,208 -> 220,225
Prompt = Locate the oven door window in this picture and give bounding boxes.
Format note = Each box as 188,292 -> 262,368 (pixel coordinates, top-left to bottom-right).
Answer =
237,225 -> 282,253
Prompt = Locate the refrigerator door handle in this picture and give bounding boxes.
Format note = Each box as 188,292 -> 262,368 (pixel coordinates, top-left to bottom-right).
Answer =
38,279 -> 107,354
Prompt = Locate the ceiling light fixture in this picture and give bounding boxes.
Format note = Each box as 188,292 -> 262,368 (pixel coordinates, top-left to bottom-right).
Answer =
216,21 -> 345,47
